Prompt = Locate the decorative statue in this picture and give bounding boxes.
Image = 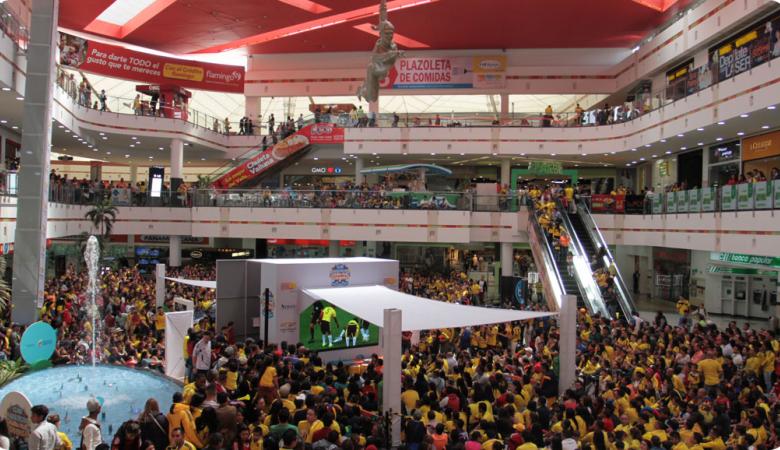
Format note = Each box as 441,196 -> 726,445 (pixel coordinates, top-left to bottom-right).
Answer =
357,0 -> 403,103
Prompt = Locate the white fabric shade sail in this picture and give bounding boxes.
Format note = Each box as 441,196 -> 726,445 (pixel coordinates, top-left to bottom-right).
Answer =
303,285 -> 556,331
165,277 -> 217,289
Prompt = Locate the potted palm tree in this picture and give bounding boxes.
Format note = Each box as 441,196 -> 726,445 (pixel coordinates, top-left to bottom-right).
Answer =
84,198 -> 118,248
194,175 -> 214,207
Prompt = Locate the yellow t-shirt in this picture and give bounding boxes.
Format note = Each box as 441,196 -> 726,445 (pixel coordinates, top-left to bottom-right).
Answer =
155,313 -> 166,331
401,389 -> 420,411
260,366 -> 277,388
321,307 -> 337,322
697,359 -> 722,386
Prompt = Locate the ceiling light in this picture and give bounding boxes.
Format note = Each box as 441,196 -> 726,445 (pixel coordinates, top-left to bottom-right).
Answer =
99,132 -> 105,136
158,146 -> 164,150
93,149 -> 98,152
0,120 -> 6,124
631,148 -> 636,152
430,153 -> 436,156
644,144 -> 651,148
660,139 -> 666,143
652,154 -> 658,158
716,137 -> 723,141
1,88 -> 9,91
680,146 -> 687,150
737,132 -> 745,136
550,153 -> 556,156
124,154 -> 130,158
697,142 -> 704,146
697,128 -> 704,131
58,125 -> 64,129
15,96 -> 23,101
148,156 -> 153,159
313,157 -> 319,160
665,151 -> 672,154
625,163 -> 631,166
762,125 -> 770,129
106,151 -> 111,155
581,153 -> 587,156
631,161 -> 637,164
201,158 -> 206,161
102,137 -> 108,140
740,113 -> 749,118
717,121 -> 725,125
130,144 -> 135,148
131,136 -> 138,140
677,134 -> 684,137
11,126 -> 18,129
459,152 -> 465,156
492,152 -> 498,156
768,106 -> 776,110
610,152 -> 616,155
639,157 -> 646,161
520,153 -> 526,156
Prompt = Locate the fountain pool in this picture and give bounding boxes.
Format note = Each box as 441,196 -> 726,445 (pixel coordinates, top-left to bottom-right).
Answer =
0,365 -> 181,441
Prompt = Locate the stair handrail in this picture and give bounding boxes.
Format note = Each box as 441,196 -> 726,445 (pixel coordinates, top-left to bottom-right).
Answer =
526,201 -> 567,311
576,198 -> 637,318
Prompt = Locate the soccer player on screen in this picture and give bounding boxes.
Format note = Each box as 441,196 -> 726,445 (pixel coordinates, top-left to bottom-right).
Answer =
345,317 -> 360,347
319,304 -> 340,347
308,301 -> 324,343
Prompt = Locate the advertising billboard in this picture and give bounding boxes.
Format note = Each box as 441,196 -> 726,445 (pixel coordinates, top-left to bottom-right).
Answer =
379,55 -> 506,89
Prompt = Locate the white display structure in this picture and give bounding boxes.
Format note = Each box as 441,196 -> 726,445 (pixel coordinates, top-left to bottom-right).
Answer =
263,257 -> 399,346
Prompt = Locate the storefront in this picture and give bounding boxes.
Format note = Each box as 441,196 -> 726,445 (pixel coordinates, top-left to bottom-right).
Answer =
653,155 -> 677,189
652,247 -> 690,301
707,141 -> 740,187
268,239 -> 357,258
741,129 -> 780,177
702,251 -> 777,319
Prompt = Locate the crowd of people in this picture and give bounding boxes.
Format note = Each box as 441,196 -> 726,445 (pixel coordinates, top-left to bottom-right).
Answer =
0,256 -> 776,450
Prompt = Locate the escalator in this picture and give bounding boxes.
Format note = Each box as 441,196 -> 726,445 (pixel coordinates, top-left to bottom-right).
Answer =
211,123 -> 330,189
569,200 -> 638,319
527,200 -> 611,317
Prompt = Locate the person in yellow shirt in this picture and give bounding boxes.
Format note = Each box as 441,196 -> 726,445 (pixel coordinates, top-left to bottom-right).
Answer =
401,385 -> 420,413
155,306 -> 166,338
48,414 -> 72,450
318,305 -> 340,348
696,351 -> 723,387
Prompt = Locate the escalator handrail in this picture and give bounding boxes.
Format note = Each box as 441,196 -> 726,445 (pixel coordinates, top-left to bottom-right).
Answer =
554,199 -> 610,317
575,199 -> 637,317
527,202 -> 567,310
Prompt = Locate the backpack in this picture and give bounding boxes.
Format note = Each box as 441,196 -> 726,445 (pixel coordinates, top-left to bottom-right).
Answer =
447,393 -> 461,412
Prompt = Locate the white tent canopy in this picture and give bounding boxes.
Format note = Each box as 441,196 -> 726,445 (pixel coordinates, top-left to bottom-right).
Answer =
303,285 -> 555,331
165,277 -> 217,289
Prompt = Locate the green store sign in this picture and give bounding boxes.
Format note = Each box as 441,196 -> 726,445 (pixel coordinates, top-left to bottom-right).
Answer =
527,161 -> 563,175
710,252 -> 780,268
707,265 -> 777,276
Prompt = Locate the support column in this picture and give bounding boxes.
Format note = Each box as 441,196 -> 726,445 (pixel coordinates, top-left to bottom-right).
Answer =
170,138 -> 183,187
500,93 -> 509,122
355,157 -> 365,185
500,159 -> 511,187
0,136 -> 6,172
328,240 -> 339,257
381,308 -> 402,447
169,236 -> 182,267
155,263 -> 166,308
129,164 -> 138,185
558,294 -> 577,394
11,0 -> 59,324
89,161 -> 102,182
245,96 -> 261,130
501,242 -> 513,277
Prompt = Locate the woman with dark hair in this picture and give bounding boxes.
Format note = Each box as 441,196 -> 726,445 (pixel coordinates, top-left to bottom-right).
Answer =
137,398 -> 169,450
111,420 -> 142,450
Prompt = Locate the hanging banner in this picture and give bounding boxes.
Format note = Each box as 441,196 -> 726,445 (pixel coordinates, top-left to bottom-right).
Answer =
666,191 -> 677,213
379,55 -> 506,90
213,133 -> 310,189
624,195 -> 645,214
590,194 -> 615,213
710,251 -> 780,268
688,189 -> 701,213
701,187 -> 716,212
754,181 -> 771,209
676,190 -> 688,213
58,32 -> 245,93
709,12 -> 780,83
652,193 -> 663,214
528,160 -> 563,175
721,185 -> 737,210
299,122 -> 345,144
736,183 -> 753,210
774,180 -> 780,208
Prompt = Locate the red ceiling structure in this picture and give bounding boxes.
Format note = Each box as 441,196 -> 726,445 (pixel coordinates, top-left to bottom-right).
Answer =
58,0 -> 694,55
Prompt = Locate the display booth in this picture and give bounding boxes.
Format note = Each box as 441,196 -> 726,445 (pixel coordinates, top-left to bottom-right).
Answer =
136,84 -> 192,120
216,257 -> 399,359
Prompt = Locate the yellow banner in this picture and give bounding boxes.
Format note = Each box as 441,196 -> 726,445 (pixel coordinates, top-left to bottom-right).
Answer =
163,63 -> 204,82
735,30 -> 758,48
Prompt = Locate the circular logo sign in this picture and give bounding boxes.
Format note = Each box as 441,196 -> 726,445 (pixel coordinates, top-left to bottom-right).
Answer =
20,321 -> 57,365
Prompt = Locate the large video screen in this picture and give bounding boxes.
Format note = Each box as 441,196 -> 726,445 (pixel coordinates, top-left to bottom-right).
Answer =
299,300 -> 379,351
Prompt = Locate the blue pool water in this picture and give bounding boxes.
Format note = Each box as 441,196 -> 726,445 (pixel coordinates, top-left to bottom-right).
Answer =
0,365 -> 181,442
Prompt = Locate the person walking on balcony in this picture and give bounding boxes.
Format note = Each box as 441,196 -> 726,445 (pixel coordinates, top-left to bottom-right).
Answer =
297,114 -> 304,130
543,105 -> 553,127
98,90 -> 107,112
268,114 -> 275,135
223,118 -> 231,135
133,95 -> 142,115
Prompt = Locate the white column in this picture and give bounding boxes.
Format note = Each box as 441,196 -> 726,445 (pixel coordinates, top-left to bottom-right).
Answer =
500,93 -> 509,122
11,0 -> 59,324
129,164 -> 138,185
381,308 -> 402,447
701,146 -> 710,188
501,242 -> 513,277
245,96 -> 261,120
169,236 -> 182,267
170,138 -> 184,181
500,159 -> 511,187
0,136 -> 5,172
355,157 -> 365,185
328,241 -> 339,257
558,294 -> 577,394
155,263 -> 166,308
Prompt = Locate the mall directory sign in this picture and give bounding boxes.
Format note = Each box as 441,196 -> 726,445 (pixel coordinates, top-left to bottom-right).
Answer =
58,32 -> 245,93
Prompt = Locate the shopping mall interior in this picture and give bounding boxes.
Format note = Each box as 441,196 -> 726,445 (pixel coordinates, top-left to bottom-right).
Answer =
0,0 -> 778,449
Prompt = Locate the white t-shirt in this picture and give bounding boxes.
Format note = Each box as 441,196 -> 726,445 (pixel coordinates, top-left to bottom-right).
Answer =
193,339 -> 212,371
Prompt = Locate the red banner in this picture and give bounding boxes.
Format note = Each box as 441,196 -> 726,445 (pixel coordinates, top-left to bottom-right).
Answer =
590,194 -> 615,213
299,123 -> 345,144
58,32 -> 245,93
213,133 -> 311,189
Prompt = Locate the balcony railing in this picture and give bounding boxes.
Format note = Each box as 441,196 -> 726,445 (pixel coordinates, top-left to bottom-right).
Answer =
0,2 -> 29,51
581,181 -> 780,215
44,185 -> 527,212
